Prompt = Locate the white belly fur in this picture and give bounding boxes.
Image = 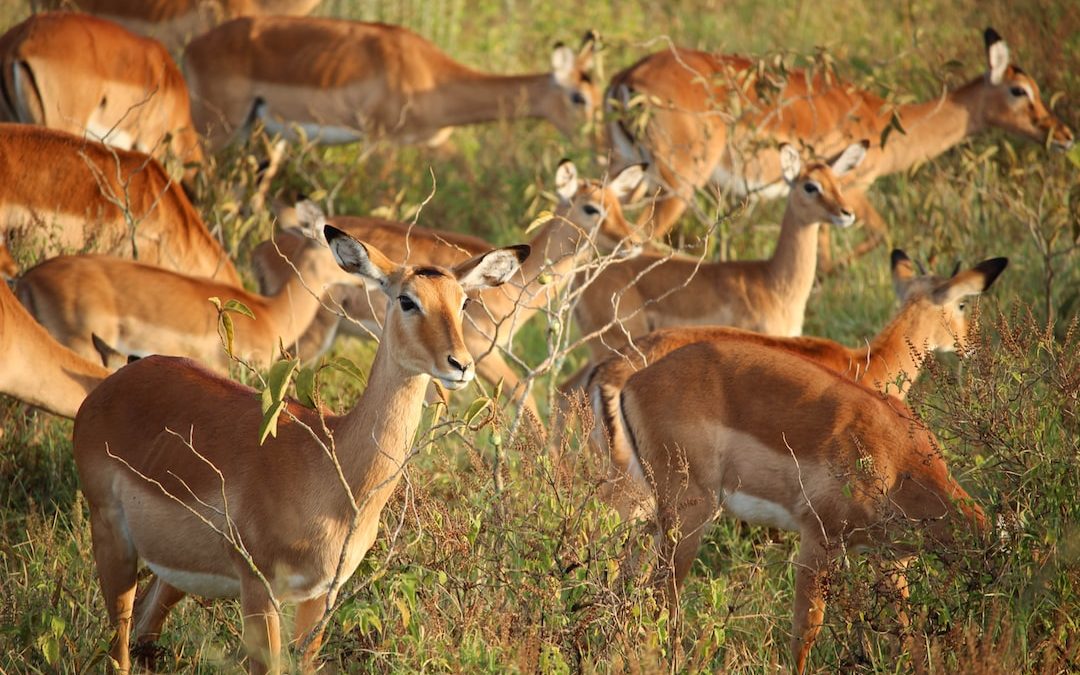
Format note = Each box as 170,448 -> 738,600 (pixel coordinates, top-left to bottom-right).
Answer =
146,563 -> 242,599
721,490 -> 799,531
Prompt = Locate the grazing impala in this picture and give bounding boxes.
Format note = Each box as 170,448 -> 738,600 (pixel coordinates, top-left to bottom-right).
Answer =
73,226 -> 527,673
184,17 -> 598,150
608,28 -> 1073,259
0,125 -> 238,284
573,142 -> 865,360
42,0 -> 323,52
0,13 -> 204,179
568,249 -> 1007,479
0,282 -> 108,419
612,339 -> 987,674
16,223 -> 365,372
254,162 -> 645,417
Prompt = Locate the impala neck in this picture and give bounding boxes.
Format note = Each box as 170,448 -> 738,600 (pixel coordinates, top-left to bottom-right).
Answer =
263,247 -> 346,346
421,70 -> 555,128
252,0 -> 323,13
25,348 -> 107,419
485,214 -> 593,323
876,78 -> 983,176
854,302 -> 933,397
332,340 -> 430,512
764,206 -> 820,304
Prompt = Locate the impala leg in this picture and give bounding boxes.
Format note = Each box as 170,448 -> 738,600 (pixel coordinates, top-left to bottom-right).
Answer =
791,532 -> 831,675
292,591 -> 336,674
653,483 -> 713,623
883,555 -> 915,661
132,576 -> 187,650
240,577 -> 282,675
89,511 -> 138,674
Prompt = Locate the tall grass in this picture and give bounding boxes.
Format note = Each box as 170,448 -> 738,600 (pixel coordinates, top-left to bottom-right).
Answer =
1,0 -> 1078,672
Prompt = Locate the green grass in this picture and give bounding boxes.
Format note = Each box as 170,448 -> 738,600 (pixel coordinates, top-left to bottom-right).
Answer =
2,0 -> 1079,672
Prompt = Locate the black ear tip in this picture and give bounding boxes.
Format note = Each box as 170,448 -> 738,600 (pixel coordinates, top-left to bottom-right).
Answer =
977,256 -> 1009,288
984,27 -> 1002,47
583,29 -> 599,43
858,138 -> 871,149
890,249 -> 910,266
512,244 -> 532,263
323,224 -> 344,241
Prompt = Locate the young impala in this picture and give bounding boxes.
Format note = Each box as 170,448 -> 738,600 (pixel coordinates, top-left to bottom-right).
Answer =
254,161 -> 645,418
42,0 -> 323,51
184,17 -> 597,150
574,141 -> 865,361
607,28 -> 1072,261
0,124 -> 238,284
613,339 -> 987,674
0,12 -> 204,180
0,282 -> 108,418
16,223 -> 358,372
73,227 -> 528,673
569,249 -> 1007,481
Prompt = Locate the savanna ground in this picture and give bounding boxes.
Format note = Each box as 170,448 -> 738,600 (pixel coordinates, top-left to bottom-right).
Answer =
1,0 -> 1079,672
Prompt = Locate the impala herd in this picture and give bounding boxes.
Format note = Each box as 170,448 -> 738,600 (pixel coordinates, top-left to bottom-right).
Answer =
0,2 -> 1071,673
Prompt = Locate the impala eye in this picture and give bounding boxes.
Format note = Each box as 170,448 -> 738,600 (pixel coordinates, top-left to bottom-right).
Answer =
583,204 -> 601,216
803,182 -> 820,195
571,91 -> 587,106
398,295 -> 418,312
1009,86 -> 1026,98
958,302 -> 966,311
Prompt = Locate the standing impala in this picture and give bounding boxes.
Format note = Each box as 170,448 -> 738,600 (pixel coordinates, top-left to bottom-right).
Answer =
184,17 -> 598,150
254,162 -> 645,418
0,125 -> 239,284
0,13 -> 204,180
574,141 -> 865,361
613,339 -> 987,674
0,282 -> 108,419
17,224 -> 362,372
569,249 -> 1007,481
40,0 -> 323,52
608,28 -> 1073,260
73,226 -> 527,673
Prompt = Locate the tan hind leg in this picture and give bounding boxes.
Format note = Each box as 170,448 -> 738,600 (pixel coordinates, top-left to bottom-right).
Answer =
89,511 -> 139,674
132,576 -> 186,648
239,575 -> 282,674
791,531 -> 833,675
292,591 -> 336,674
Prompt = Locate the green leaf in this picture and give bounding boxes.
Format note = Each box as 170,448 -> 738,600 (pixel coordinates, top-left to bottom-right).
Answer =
223,299 -> 256,320
525,210 -> 554,234
260,386 -> 273,415
40,635 -> 59,666
463,397 -> 490,427
219,313 -> 235,356
267,359 -> 299,403
208,296 -> 223,311
1067,143 -> 1080,169
295,367 -> 318,408
327,357 -> 367,385
258,399 -> 285,445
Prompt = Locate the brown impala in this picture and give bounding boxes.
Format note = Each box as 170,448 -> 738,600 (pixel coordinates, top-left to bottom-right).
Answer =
184,16 -> 598,150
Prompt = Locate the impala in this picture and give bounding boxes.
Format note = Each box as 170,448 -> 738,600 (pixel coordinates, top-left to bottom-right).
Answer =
568,248 -> 1007,480
0,12 -> 204,180
73,226 -> 527,673
0,281 -> 108,419
254,161 -> 645,418
607,28 -> 1073,260
613,339 -> 987,673
16,223 -> 361,372
573,141 -> 865,361
0,124 -> 239,284
184,17 -> 597,150
41,0 -> 323,52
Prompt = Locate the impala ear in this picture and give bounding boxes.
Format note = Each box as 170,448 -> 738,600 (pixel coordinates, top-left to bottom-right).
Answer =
555,159 -> 579,201
985,28 -> 1009,85
932,256 -> 1009,304
453,245 -> 530,292
294,199 -> 328,239
890,248 -> 918,299
552,43 -> 577,86
326,226 -> 395,290
779,144 -> 801,184
608,163 -> 646,201
830,140 -> 869,177
578,30 -> 598,68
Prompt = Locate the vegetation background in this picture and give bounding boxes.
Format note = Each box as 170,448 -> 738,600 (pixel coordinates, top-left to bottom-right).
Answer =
1,0 -> 1078,672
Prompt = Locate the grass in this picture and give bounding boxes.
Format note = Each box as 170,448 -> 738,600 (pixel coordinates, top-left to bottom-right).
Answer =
2,0 -> 1079,672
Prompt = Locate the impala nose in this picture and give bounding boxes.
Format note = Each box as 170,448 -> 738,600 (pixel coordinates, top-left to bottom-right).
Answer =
835,208 -> 856,227
447,355 -> 471,374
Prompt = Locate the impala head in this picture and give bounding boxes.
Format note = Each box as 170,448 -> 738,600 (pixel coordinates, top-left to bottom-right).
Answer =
979,28 -> 1073,150
327,225 -> 529,389
545,31 -> 600,135
780,141 -> 866,228
554,159 -> 648,251
891,248 -> 1008,354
